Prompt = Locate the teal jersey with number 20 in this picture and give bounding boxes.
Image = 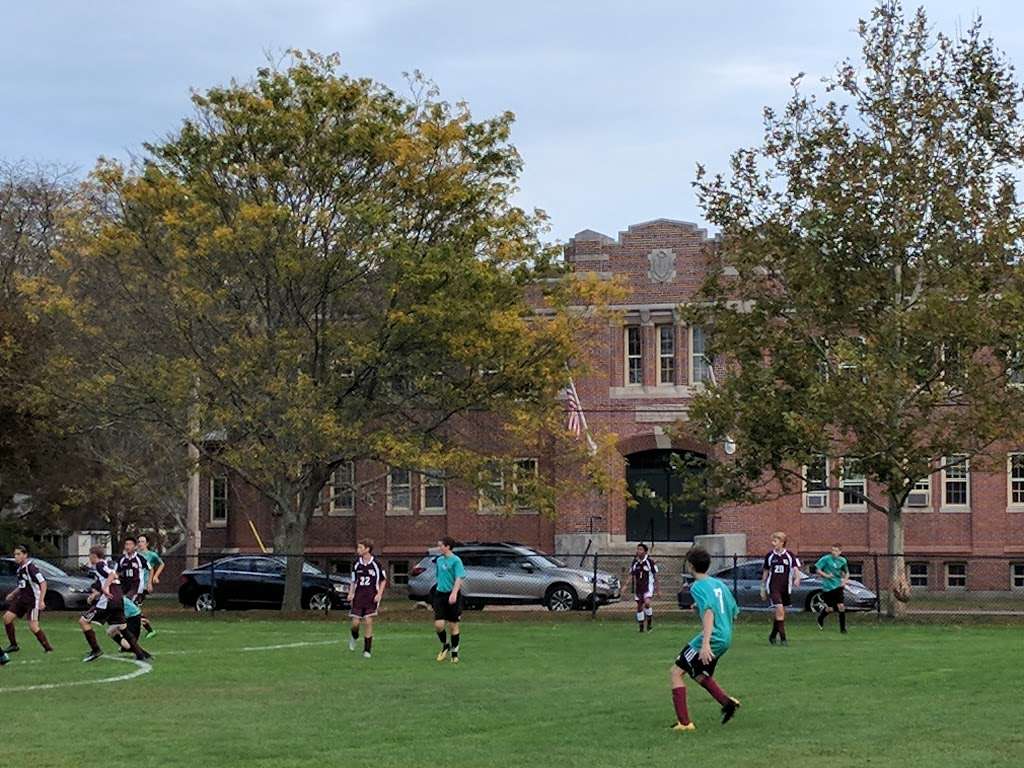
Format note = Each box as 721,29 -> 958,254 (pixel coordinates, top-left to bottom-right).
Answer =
687,576 -> 739,656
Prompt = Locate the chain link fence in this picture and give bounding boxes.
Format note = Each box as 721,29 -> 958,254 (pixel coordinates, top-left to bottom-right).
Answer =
18,549 -> 1023,618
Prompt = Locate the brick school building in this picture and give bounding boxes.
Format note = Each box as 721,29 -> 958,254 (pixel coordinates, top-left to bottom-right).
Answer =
198,219 -> 1024,593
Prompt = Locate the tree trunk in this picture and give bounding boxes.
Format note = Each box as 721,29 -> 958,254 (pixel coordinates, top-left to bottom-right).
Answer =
272,467 -> 329,612
274,512 -> 308,612
886,497 -> 906,618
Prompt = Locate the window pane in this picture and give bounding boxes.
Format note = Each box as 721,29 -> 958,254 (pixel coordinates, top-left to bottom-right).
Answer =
330,462 -> 354,512
806,456 -> 827,492
691,327 -> 712,383
389,468 -> 411,510
211,477 -> 228,521
423,470 -> 446,510
946,563 -> 966,587
908,562 -> 928,587
626,327 -> 642,385
1012,564 -> 1024,588
658,326 -> 675,384
1011,455 -> 1024,505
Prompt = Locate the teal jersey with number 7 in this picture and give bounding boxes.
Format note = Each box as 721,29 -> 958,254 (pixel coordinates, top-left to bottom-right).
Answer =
687,576 -> 739,656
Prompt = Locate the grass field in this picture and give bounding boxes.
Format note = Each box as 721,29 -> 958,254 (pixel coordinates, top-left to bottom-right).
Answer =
2,611 -> 1021,768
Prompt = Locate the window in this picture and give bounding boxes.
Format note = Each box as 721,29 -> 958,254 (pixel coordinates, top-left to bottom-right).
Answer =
803,455 -> 829,509
421,470 -> 446,514
942,455 -> 970,508
389,560 -> 410,586
625,327 -> 643,385
210,476 -> 228,524
387,468 -> 412,513
905,476 -> 931,509
328,462 -> 355,516
907,562 -> 929,588
657,325 -> 675,385
513,458 -> 539,511
1011,563 -> 1024,589
690,326 -> 712,385
841,458 -> 866,508
1009,454 -> 1024,507
846,561 -> 864,585
1006,351 -> 1024,387
479,462 -> 505,513
945,562 -> 967,589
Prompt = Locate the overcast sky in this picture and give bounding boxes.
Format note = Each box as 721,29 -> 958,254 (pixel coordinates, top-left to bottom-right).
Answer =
3,1 -> 1021,242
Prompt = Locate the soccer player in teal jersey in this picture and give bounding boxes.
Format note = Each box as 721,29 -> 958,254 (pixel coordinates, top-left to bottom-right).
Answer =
815,543 -> 849,633
137,534 -> 164,638
670,546 -> 741,731
432,536 -> 466,663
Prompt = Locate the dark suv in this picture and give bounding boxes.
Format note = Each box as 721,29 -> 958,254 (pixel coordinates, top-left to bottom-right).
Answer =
178,555 -> 350,612
407,542 -> 620,612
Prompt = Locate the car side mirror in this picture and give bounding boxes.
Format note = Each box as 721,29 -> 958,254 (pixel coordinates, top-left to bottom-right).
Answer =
520,562 -> 534,572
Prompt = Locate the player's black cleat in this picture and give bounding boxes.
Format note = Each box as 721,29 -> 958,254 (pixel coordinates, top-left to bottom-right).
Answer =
768,635 -> 777,645
83,650 -> 103,663
840,629 -> 848,634
780,639 -> 789,646
136,651 -> 153,661
3,643 -> 20,653
720,697 -> 741,725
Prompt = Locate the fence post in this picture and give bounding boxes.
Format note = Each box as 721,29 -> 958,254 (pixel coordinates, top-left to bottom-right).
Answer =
590,552 -> 599,619
873,553 -> 881,616
732,553 -> 738,598
210,557 -> 217,617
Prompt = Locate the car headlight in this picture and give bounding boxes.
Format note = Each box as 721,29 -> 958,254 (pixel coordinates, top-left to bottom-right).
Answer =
68,587 -> 91,594
333,583 -> 346,593
584,575 -> 595,584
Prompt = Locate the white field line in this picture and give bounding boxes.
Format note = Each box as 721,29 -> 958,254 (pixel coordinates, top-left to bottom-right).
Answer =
0,656 -> 151,693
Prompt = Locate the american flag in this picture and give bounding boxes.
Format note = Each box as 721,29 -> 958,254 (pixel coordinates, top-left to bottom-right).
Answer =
565,382 -> 584,436
565,377 -> 597,454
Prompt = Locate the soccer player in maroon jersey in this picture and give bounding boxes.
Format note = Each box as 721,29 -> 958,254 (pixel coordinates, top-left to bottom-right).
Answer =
79,546 -> 150,663
2,544 -> 54,654
760,531 -> 802,646
347,540 -> 388,658
629,543 -> 658,632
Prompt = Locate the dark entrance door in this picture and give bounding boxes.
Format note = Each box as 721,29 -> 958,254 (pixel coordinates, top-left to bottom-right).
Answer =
626,449 -> 706,542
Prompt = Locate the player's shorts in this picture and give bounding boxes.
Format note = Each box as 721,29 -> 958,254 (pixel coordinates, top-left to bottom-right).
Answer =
6,596 -> 39,621
769,589 -> 791,607
349,591 -> 379,618
675,644 -> 720,680
81,601 -> 126,626
432,590 -> 462,623
822,587 -> 845,608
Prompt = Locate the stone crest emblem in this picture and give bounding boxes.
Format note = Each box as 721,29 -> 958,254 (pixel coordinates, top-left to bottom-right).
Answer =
647,248 -> 677,283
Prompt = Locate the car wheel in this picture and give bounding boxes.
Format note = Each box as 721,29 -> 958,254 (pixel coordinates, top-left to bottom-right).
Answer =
44,592 -> 65,611
545,584 -> 578,612
807,591 -> 826,614
463,598 -> 485,611
194,591 -> 216,613
308,592 -> 332,612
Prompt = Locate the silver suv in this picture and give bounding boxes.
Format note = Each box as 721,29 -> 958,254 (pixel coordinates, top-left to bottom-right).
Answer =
407,543 -> 621,612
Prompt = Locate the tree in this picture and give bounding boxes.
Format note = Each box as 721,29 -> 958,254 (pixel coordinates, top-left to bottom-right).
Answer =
686,2 -> 1024,613
29,52 -> 609,610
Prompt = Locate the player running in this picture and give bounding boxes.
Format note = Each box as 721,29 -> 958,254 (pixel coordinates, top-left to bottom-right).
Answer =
2,544 -> 54,654
629,543 -> 658,632
347,539 -> 387,658
670,546 -> 741,732
760,531 -> 802,645
815,543 -> 849,633
432,536 -> 465,664
137,534 -> 164,637
79,546 -> 151,663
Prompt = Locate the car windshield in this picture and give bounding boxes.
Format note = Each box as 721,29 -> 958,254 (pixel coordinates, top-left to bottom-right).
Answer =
528,554 -> 566,568
32,559 -> 69,578
302,562 -> 325,576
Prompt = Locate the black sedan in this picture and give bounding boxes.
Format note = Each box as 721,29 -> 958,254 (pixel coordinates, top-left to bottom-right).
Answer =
0,557 -> 94,610
178,555 -> 350,612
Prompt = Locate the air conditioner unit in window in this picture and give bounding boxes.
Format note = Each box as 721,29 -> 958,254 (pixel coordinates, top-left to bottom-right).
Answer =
806,494 -> 827,508
906,492 -> 929,507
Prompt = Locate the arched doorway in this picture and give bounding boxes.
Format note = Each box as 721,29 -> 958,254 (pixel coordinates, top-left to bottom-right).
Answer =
626,449 -> 707,542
